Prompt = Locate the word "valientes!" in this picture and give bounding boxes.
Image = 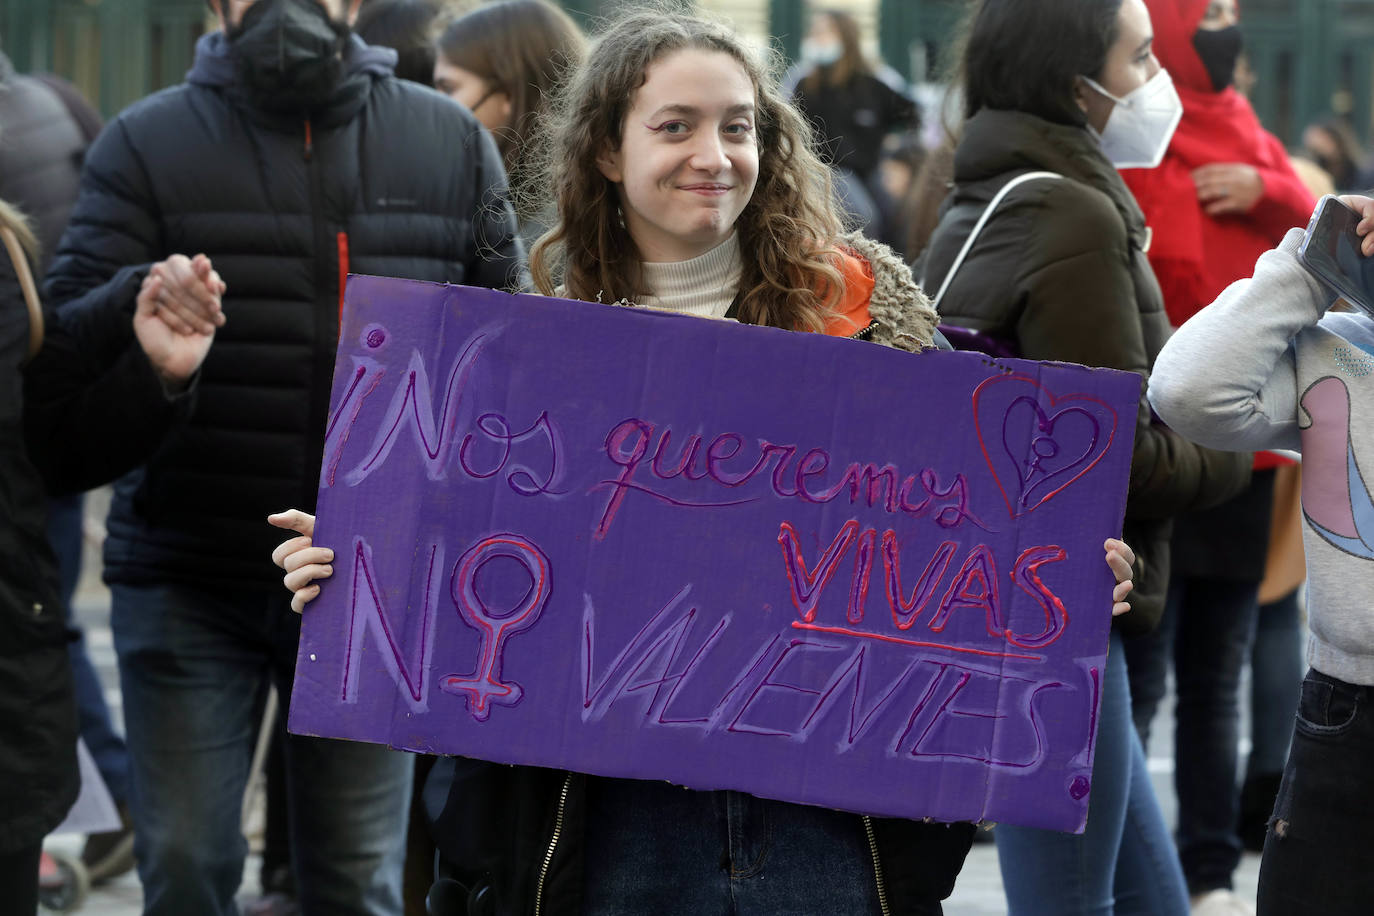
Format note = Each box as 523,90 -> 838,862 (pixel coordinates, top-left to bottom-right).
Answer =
289,278 -> 1142,833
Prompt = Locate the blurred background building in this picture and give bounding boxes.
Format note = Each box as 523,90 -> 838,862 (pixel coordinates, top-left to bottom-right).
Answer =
1,0 -> 1374,154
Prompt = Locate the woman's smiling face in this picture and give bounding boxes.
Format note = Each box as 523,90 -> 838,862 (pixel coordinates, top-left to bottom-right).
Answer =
597,48 -> 760,263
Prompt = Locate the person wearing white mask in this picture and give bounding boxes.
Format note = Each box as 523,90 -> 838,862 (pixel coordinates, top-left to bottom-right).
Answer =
922,0 -> 1251,912
1118,3 -> 1315,913
786,9 -> 918,243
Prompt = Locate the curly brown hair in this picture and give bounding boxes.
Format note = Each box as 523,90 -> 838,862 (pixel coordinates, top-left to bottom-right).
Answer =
527,3 -> 847,332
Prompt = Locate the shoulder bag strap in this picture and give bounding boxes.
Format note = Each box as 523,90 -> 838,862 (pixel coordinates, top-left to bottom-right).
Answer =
929,171 -> 1064,311
1,226 -> 44,362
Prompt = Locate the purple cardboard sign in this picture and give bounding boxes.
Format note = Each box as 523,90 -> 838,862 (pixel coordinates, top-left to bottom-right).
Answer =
289,277 -> 1141,833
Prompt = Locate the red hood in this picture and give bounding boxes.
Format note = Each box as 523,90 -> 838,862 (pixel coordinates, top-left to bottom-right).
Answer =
1146,0 -> 1218,94
1122,0 -> 1311,325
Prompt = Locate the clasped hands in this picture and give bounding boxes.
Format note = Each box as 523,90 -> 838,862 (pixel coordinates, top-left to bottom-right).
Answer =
134,253 -> 226,387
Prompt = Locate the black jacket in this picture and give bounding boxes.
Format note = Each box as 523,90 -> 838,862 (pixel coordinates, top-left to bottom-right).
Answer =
0,53 -> 96,277
789,67 -> 918,179
921,109 -> 1251,635
44,33 -> 523,591
424,763 -> 974,916
1,238 -> 192,854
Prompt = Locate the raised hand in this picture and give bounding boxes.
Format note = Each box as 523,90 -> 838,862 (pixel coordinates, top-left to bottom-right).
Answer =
146,253 -> 226,334
269,510 -> 332,614
134,253 -> 226,386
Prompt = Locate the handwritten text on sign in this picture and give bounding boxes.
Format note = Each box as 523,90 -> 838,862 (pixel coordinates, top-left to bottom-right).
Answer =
289,279 -> 1141,833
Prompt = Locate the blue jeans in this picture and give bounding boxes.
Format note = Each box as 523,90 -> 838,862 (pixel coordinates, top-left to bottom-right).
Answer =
46,493 -> 131,805
996,631 -> 1189,916
112,581 -> 412,916
583,779 -> 884,915
1124,576 -> 1261,893
1258,669 -> 1374,915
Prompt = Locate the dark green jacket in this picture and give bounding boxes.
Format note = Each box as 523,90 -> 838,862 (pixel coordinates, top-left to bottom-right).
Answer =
922,108 -> 1251,635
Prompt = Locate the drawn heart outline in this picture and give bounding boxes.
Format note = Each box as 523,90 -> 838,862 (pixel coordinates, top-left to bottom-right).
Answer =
972,374 -> 1120,518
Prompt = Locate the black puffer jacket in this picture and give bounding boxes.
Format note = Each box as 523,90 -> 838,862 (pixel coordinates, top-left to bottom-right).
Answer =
2,237 -> 192,854
0,53 -> 96,276
922,109 -> 1251,635
44,32 -> 523,590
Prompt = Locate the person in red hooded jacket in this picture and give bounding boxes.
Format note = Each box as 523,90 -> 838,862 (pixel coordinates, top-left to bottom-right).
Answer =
1121,1 -> 1312,320
1118,2 -> 1313,914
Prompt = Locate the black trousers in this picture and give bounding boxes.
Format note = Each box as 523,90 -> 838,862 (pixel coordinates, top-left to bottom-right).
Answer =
0,843 -> 41,916
1258,668 -> 1374,915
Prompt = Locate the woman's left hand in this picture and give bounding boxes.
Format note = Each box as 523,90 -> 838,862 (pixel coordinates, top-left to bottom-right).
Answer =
1104,538 -> 1136,617
269,510 -> 331,614
1192,162 -> 1264,216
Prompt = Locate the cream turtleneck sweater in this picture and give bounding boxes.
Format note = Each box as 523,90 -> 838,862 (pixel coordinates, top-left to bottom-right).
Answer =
635,234 -> 742,319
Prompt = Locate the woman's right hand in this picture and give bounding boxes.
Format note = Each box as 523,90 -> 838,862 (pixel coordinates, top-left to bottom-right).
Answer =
268,510 -> 332,613
1338,195 -> 1374,256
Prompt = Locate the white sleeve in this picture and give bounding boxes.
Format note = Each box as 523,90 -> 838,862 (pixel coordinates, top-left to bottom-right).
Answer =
1147,228 -> 1332,453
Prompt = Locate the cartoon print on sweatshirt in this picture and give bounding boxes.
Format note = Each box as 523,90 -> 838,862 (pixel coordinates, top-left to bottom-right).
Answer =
1300,374 -> 1374,560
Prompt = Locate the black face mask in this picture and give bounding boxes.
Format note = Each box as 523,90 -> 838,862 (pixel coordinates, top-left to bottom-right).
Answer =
227,0 -> 350,112
1193,25 -> 1244,92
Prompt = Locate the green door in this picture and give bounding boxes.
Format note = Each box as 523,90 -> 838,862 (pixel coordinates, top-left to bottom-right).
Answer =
1243,0 -> 1374,146
885,0 -> 962,82
1,0 -> 206,119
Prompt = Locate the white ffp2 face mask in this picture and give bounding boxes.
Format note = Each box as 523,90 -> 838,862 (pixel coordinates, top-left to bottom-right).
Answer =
1081,70 -> 1183,170
801,40 -> 843,67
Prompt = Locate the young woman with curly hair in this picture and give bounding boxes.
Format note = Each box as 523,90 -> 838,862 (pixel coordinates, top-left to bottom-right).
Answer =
271,6 -> 1139,912
525,7 -> 929,343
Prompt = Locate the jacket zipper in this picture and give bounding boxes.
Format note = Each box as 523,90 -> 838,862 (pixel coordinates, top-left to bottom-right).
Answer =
533,772 -> 573,916
862,815 -> 891,916
850,319 -> 878,341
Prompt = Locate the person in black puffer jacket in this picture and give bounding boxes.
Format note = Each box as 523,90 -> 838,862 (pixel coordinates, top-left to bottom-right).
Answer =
42,1 -> 523,913
1,199 -> 212,916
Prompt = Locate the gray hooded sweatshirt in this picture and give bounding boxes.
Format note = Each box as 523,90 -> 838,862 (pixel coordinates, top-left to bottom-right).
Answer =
1149,227 -> 1374,685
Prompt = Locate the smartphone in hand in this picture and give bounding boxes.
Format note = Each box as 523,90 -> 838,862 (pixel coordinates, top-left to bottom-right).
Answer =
1297,195 -> 1374,317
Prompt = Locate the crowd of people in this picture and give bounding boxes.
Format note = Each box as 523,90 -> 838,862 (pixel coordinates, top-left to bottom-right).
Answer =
3,0 -> 1372,914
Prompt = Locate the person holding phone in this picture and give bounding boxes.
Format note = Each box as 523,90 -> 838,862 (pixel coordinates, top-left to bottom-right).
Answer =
1148,193 -> 1374,916
1115,3 -> 1314,910
1296,196 -> 1374,314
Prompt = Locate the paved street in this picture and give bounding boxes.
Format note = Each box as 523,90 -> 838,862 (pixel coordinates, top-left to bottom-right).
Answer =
51,495 -> 1262,914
